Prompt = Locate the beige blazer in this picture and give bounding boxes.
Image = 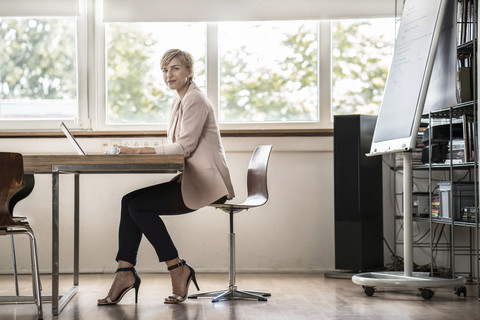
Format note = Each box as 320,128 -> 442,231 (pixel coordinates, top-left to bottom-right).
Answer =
155,82 -> 235,210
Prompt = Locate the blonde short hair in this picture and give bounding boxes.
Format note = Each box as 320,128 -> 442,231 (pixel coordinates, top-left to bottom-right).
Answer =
160,49 -> 194,82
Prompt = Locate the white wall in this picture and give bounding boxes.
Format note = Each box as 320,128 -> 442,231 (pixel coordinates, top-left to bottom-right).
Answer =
0,136 -> 336,274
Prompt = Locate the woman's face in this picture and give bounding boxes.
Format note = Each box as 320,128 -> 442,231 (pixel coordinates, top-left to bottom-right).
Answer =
162,57 -> 192,97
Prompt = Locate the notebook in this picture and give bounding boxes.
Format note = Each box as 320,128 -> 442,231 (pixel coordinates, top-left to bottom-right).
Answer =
60,122 -> 86,155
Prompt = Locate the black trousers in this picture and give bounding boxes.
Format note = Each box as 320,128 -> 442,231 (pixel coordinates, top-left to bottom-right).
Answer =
115,179 -> 193,265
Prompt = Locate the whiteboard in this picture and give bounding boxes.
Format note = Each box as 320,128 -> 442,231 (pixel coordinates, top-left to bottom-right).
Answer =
369,0 -> 448,155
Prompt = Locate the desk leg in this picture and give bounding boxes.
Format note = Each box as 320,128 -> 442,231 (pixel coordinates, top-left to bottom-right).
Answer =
52,170 -> 60,316
51,171 -> 79,316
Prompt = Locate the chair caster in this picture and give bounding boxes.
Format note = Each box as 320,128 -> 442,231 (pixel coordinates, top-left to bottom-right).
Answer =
362,286 -> 375,297
454,286 -> 467,297
419,288 -> 434,300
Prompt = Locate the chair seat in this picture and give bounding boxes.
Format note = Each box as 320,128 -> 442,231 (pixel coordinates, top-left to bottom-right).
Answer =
0,218 -> 28,228
210,195 -> 268,213
0,220 -> 29,234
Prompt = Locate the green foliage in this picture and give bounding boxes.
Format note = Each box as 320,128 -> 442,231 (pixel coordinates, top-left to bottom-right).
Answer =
332,20 -> 394,115
220,24 -> 318,122
0,18 -> 76,99
106,24 -> 170,123
0,18 -> 393,123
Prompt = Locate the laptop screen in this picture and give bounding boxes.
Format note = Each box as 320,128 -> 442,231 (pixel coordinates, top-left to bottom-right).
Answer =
60,122 -> 86,155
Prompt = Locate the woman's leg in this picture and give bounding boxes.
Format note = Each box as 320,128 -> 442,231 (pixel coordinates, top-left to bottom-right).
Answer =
99,179 -> 193,303
124,180 -> 197,303
117,179 -> 193,263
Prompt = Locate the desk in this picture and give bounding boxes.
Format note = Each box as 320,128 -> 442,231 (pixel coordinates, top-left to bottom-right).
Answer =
23,154 -> 184,316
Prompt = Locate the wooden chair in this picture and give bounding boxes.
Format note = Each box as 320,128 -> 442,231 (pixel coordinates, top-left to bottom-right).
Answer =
0,152 -> 42,319
188,145 -> 273,302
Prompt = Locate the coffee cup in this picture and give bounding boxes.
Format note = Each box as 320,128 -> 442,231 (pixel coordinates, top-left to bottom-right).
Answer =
106,145 -> 120,155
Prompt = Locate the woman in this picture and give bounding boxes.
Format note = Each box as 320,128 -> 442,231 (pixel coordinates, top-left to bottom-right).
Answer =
97,49 -> 235,305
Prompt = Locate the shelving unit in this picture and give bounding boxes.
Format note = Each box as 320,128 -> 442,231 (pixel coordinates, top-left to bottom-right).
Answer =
392,0 -> 479,298
423,105 -> 478,294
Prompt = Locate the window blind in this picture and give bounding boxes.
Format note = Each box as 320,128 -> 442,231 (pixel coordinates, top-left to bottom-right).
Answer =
103,0 -> 400,22
0,0 -> 79,17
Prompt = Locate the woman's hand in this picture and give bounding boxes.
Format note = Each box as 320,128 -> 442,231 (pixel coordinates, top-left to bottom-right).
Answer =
118,146 -> 156,154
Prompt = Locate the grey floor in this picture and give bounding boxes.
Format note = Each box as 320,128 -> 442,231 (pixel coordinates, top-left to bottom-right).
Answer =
1,273 -> 480,320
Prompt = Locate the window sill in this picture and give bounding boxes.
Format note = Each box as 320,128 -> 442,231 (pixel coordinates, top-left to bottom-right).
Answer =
0,128 -> 333,138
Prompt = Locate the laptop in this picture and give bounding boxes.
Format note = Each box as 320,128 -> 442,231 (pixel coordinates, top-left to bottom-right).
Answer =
60,122 -> 86,155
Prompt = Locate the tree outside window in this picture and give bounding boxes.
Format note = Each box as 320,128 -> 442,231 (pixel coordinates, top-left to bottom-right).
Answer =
0,17 -> 77,120
0,18 -> 395,125
105,22 -> 205,124
332,18 -> 395,116
219,21 -> 318,123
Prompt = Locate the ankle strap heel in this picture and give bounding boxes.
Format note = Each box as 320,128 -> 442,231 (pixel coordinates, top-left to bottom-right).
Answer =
164,259 -> 200,304
168,259 -> 186,271
116,267 -> 136,273
98,267 -> 141,305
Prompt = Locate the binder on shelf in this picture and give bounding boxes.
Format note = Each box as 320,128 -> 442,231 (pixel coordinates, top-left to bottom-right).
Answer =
458,65 -> 472,102
457,0 -> 475,45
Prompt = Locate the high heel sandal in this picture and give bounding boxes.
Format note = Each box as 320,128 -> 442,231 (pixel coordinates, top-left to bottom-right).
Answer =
164,259 -> 200,304
97,267 -> 141,305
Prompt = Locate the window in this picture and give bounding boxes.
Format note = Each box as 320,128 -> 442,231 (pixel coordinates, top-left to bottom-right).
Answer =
0,17 -> 78,120
218,21 -> 318,123
105,22 -> 206,124
0,0 -> 398,131
104,21 -> 319,127
331,18 -> 395,116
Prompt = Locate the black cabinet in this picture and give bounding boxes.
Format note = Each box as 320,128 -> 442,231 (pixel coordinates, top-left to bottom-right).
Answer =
333,115 -> 383,271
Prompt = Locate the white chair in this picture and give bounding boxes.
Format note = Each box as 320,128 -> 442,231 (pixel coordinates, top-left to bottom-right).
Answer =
189,145 -> 273,302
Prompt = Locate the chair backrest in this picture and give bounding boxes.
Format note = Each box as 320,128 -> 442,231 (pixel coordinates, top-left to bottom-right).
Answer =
243,145 -> 273,207
9,173 -> 35,214
0,152 -> 25,226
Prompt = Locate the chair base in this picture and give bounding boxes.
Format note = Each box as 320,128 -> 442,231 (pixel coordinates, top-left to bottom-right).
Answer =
189,285 -> 270,302
2,226 -> 43,319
